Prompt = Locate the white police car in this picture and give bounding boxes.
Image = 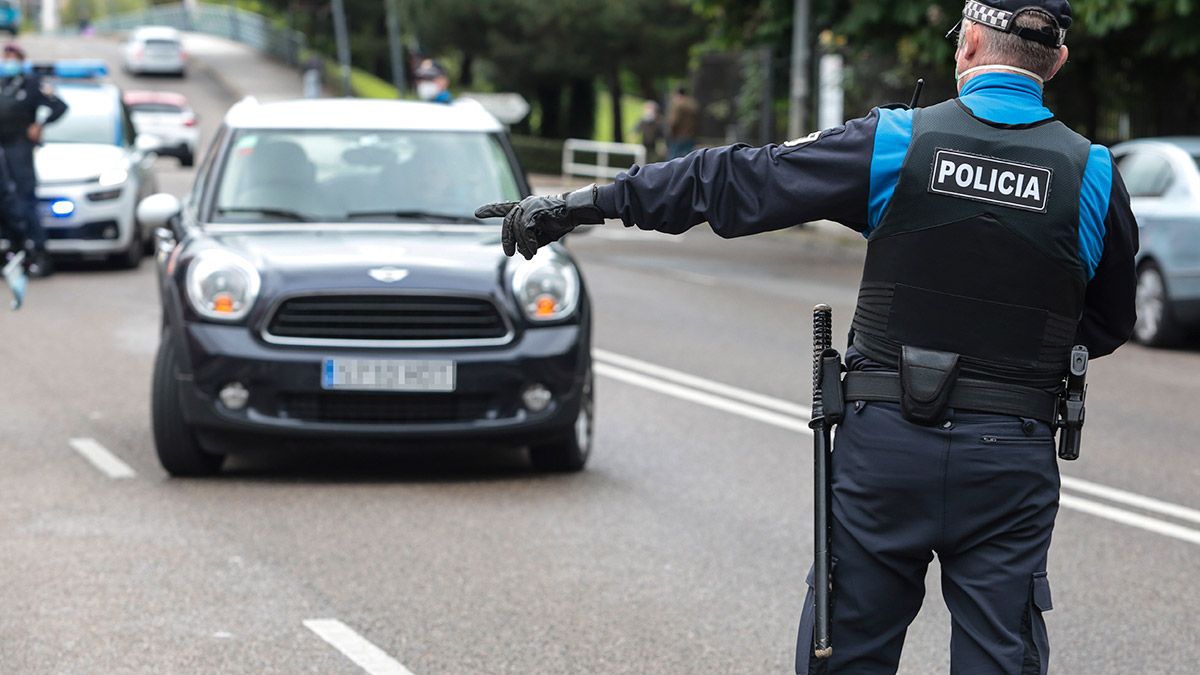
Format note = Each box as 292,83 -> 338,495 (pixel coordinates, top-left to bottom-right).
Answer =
36,61 -> 159,267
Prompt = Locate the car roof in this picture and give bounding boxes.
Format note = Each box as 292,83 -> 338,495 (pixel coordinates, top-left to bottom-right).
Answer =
223,98 -> 504,133
1115,137 -> 1200,155
132,25 -> 181,40
124,89 -> 189,107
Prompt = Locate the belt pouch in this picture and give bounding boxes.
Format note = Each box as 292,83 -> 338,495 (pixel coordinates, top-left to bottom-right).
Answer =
899,345 -> 961,425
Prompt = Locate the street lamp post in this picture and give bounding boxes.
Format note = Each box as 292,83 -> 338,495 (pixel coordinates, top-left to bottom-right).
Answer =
385,0 -> 407,96
788,0 -> 811,139
331,0 -> 353,96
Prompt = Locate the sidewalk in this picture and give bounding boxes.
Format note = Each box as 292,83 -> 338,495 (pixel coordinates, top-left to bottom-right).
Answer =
181,32 -> 309,101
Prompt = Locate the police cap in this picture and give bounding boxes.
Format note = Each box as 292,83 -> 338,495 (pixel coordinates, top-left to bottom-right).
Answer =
959,0 -> 1071,48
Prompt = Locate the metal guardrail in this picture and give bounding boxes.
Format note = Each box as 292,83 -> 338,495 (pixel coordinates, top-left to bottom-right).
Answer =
561,139 -> 645,180
91,2 -> 306,66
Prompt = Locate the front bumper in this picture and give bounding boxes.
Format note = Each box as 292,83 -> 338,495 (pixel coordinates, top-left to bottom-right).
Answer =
174,320 -> 590,451
39,181 -> 137,255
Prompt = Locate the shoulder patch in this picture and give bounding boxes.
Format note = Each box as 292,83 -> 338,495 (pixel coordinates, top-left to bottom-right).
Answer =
928,148 -> 1053,213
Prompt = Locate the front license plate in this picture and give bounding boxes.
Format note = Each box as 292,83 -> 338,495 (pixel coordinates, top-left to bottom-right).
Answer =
321,358 -> 456,392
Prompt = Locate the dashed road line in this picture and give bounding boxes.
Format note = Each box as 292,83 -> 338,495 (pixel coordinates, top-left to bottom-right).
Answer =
304,618 -> 415,675
68,437 -> 136,479
595,349 -> 1200,546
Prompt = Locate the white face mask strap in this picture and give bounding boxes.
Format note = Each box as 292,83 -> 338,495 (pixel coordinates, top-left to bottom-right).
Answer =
955,64 -> 1045,85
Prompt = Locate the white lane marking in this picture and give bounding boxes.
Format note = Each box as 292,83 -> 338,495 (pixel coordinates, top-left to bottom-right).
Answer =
1060,476 -> 1200,527
594,362 -> 812,434
304,619 -> 415,675
68,438 -> 136,479
594,349 -> 811,418
595,349 -> 1200,546
1059,495 -> 1200,546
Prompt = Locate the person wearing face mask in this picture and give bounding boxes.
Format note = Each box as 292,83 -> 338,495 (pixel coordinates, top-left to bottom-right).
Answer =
414,59 -> 451,104
477,2 -> 1139,672
0,43 -> 67,278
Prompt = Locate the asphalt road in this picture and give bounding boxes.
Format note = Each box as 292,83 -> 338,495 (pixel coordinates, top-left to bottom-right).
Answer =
3,33 -> 1200,675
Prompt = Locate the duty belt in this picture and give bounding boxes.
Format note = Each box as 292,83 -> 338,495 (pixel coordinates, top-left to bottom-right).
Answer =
842,371 -> 1059,423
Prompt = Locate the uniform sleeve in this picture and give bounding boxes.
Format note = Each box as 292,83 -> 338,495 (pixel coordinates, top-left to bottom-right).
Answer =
593,110 -> 881,238
1075,163 -> 1138,358
35,80 -> 68,126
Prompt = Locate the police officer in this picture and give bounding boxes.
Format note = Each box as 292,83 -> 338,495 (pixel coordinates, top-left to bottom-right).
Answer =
414,59 -> 453,104
476,1 -> 1138,672
0,43 -> 68,278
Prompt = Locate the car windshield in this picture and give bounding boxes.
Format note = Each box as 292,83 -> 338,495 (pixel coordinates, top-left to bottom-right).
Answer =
212,129 -> 522,224
42,85 -> 119,145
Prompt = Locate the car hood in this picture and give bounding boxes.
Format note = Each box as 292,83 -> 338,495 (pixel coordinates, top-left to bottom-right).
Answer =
203,224 -> 515,296
36,143 -> 127,184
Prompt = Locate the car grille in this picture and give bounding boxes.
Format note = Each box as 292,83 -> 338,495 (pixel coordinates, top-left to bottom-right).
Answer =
279,392 -> 495,424
265,295 -> 510,343
45,219 -> 121,241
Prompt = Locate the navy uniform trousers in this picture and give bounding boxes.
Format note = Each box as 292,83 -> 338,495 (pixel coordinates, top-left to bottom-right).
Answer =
797,400 -> 1059,675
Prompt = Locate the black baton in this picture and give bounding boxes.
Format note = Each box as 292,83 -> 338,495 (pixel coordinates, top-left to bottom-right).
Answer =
808,304 -> 839,660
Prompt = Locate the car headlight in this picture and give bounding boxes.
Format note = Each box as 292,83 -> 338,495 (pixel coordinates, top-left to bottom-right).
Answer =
186,249 -> 261,322
98,168 -> 129,187
511,251 -> 580,322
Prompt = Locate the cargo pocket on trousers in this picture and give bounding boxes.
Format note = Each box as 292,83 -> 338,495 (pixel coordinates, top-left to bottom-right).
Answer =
1021,571 -> 1053,675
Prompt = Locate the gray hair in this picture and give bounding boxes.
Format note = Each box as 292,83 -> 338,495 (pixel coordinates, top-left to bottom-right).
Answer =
961,10 -> 1061,79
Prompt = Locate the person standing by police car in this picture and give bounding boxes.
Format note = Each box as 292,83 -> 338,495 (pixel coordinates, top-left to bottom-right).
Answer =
0,43 -> 68,278
477,1 -> 1138,672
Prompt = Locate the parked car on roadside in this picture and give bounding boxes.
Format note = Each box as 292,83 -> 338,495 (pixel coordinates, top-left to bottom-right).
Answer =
138,97 -> 594,476
125,90 -> 199,166
122,26 -> 186,77
36,61 -> 159,268
0,0 -> 20,35
1111,138 -> 1200,346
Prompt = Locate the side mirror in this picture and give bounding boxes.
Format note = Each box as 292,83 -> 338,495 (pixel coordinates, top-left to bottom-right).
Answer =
135,133 -> 164,154
138,193 -> 182,229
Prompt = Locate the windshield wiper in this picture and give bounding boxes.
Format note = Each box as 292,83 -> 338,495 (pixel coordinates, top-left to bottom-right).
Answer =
217,207 -> 313,222
344,209 -> 479,223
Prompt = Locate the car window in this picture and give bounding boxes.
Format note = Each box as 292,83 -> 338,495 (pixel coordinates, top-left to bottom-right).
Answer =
41,85 -> 119,145
1117,150 -> 1175,198
211,128 -> 523,223
190,125 -> 228,213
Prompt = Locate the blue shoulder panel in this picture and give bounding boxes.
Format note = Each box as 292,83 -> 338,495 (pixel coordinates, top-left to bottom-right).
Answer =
1078,146 -> 1111,280
867,106 -> 914,235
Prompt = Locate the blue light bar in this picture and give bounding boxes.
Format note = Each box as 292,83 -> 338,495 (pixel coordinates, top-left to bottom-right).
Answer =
49,199 -> 75,217
28,60 -> 109,79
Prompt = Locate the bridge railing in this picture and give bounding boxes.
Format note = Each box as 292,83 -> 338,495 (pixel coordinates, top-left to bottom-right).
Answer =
91,2 -> 306,66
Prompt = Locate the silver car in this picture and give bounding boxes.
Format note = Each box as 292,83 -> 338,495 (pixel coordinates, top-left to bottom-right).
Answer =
1111,138 -> 1200,346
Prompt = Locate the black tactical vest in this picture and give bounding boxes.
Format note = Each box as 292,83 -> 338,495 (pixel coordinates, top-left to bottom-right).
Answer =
851,99 -> 1092,390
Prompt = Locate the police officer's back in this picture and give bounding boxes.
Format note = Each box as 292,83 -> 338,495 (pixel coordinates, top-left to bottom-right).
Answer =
0,43 -> 68,277
476,1 -> 1137,673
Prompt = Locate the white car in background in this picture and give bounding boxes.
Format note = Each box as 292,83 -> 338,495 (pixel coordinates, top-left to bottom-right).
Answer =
122,26 -> 187,77
125,90 -> 199,166
37,62 -> 159,268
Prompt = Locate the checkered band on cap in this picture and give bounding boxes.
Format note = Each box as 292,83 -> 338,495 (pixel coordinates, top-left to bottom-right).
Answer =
963,0 -> 1013,30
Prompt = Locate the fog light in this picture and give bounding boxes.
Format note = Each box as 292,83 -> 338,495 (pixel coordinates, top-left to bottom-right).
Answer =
102,225 -> 118,239
218,382 -> 249,410
49,199 -> 75,217
522,383 -> 552,413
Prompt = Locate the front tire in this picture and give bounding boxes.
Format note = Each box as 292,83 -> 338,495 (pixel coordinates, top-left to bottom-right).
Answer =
152,330 -> 224,476
112,224 -> 144,269
1134,261 -> 1181,347
529,369 -> 594,472
179,148 -> 195,167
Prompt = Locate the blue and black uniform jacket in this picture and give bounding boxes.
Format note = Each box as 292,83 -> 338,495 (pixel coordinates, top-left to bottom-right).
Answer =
0,72 -> 68,142
594,73 -> 1139,358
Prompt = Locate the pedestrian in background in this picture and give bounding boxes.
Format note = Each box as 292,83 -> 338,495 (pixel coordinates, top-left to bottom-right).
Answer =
302,55 -> 323,98
477,2 -> 1138,672
414,60 -> 452,104
666,86 -> 698,159
0,43 -> 68,278
633,100 -> 663,161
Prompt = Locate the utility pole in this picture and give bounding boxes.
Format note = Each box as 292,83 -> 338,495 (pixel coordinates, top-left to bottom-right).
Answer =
788,0 -> 811,139
330,0 -> 353,96
385,0 -> 407,95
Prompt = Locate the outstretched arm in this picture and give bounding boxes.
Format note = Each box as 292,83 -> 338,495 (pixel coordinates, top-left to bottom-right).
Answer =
594,110 -> 881,237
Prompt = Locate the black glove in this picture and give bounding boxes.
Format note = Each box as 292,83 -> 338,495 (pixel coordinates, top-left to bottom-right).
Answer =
475,184 -> 606,259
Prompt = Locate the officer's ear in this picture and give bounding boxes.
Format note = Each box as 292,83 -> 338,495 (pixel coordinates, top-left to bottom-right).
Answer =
1045,45 -> 1069,82
958,21 -> 983,62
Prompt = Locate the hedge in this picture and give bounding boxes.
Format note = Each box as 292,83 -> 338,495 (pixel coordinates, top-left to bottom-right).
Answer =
510,135 -> 564,176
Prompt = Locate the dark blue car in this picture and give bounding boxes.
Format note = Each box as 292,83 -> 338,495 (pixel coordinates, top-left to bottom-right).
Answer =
137,98 -> 594,475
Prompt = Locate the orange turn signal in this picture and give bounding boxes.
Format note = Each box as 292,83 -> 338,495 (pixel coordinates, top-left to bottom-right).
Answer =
534,295 -> 557,317
212,293 -> 236,313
